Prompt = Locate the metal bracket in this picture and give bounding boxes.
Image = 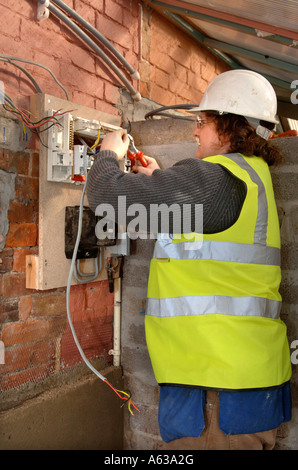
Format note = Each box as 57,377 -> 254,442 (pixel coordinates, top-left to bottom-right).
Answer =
37,0 -> 50,21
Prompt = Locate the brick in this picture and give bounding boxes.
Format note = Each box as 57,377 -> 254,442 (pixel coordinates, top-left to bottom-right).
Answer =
32,292 -> 66,317
200,57 -> 217,83
48,314 -> 67,338
95,14 -> 131,49
74,0 -> 97,24
0,343 -> 31,375
78,0 -> 103,10
5,223 -> 38,247
13,247 -> 38,272
104,82 -> 119,104
60,62 -> 103,99
0,248 -> 13,273
60,317 -> 113,369
0,5 -> 21,40
85,281 -> 114,310
174,62 -> 187,84
8,200 -> 38,224
69,284 -> 86,322
2,0 -> 33,19
94,99 -> 119,117
2,272 -> 32,298
2,317 -> 50,346
66,43 -> 96,74
140,80 -> 149,98
105,0 -> 124,24
19,295 -> 32,321
1,362 -> 55,391
0,298 -> 19,324
187,69 -> 208,94
168,73 -> 186,96
151,67 -> 169,90
150,50 -> 175,74
31,339 -> 56,365
30,152 -> 39,178
122,0 -> 139,19
138,61 -> 150,84
0,150 -> 30,175
150,83 -> 175,106
70,91 -> 96,110
15,175 -> 39,201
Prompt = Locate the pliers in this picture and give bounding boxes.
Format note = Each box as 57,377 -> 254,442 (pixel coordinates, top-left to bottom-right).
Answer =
127,134 -> 148,168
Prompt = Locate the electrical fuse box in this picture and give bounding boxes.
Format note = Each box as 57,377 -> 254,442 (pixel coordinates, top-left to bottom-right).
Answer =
46,109 -> 121,183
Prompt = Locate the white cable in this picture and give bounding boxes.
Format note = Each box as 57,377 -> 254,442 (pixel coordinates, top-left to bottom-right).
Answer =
66,174 -> 107,382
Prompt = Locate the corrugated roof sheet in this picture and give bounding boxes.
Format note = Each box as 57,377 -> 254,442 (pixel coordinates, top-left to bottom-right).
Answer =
144,0 -> 298,122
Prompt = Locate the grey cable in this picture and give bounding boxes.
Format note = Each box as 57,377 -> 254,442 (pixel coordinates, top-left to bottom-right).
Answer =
0,58 -> 43,93
73,252 -> 102,283
48,2 -> 141,101
0,53 -> 69,100
52,0 -> 140,80
66,165 -> 107,382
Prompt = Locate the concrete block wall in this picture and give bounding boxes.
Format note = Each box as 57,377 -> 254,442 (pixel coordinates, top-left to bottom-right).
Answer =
121,120 -> 298,450
271,137 -> 298,449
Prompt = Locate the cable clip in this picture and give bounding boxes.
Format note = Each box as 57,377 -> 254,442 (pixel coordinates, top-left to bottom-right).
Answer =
37,0 -> 50,21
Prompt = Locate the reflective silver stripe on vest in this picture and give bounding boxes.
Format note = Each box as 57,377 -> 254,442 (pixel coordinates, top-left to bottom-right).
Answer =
153,238 -> 280,265
153,154 -> 279,264
223,154 -> 268,245
146,295 -> 281,319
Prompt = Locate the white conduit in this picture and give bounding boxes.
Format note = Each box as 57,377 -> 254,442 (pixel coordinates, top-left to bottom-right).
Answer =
111,277 -> 122,367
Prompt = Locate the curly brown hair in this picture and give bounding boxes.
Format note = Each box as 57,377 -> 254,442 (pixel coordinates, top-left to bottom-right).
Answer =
206,112 -> 284,166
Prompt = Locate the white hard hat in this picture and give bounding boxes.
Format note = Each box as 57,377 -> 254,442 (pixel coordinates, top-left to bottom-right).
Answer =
191,69 -> 279,125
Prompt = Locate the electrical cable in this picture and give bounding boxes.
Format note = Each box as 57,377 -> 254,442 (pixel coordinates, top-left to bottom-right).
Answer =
47,2 -> 141,101
51,0 -> 140,80
0,53 -> 69,100
72,252 -> 102,283
66,163 -> 139,415
91,129 -> 100,149
0,58 -> 43,93
0,88 -> 72,132
144,104 -> 200,121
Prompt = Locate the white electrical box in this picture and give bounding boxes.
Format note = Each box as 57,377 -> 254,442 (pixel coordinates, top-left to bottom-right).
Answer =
47,109 -> 121,183
26,93 -> 123,290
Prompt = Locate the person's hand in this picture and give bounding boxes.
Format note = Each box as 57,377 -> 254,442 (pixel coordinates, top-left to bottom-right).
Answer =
100,129 -> 129,160
132,156 -> 160,175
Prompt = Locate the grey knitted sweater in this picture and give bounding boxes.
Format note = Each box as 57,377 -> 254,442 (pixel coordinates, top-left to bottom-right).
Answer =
86,150 -> 247,234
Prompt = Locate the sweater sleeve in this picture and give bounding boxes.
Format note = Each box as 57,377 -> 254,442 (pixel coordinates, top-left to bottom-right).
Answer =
86,150 -> 246,234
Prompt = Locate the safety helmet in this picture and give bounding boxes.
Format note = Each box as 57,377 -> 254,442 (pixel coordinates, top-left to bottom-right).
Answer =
191,69 -> 279,127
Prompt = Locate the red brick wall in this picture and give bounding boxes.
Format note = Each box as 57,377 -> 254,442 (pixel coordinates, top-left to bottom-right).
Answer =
0,0 -> 140,393
140,10 -> 229,105
0,0 -> 229,395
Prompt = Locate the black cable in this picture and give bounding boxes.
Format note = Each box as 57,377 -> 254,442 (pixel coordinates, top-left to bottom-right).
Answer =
144,104 -> 199,120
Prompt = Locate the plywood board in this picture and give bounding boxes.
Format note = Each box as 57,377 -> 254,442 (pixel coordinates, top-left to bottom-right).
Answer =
26,93 -> 122,290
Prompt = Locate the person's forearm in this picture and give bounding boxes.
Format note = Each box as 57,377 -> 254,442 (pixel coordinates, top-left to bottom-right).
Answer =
86,151 -> 246,234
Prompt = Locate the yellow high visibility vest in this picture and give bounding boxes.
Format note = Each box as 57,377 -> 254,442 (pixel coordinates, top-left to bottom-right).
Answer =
145,154 -> 292,391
